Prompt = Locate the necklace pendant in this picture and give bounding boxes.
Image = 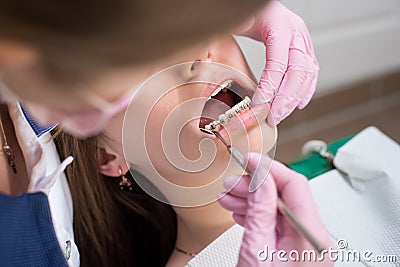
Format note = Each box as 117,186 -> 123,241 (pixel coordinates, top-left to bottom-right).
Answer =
0,114 -> 17,174
8,154 -> 17,174
3,145 -> 17,174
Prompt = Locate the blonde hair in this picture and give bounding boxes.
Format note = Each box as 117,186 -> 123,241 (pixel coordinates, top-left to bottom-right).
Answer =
0,0 -> 268,82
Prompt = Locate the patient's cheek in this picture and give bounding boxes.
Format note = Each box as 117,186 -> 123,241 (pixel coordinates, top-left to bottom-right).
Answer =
248,124 -> 277,154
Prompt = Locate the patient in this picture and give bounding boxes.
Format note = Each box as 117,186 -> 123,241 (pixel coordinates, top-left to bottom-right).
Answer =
55,35 -> 277,266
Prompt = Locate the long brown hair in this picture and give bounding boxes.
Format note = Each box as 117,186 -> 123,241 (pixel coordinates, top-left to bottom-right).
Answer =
53,130 -> 177,266
0,0 -> 268,82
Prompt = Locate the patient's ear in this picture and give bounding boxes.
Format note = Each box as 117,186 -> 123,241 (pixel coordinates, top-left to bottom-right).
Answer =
97,147 -> 121,177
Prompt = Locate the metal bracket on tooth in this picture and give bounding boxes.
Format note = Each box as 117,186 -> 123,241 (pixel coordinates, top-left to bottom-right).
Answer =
203,96 -> 251,132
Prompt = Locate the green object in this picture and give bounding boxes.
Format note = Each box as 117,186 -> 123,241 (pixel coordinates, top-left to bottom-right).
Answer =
287,135 -> 354,180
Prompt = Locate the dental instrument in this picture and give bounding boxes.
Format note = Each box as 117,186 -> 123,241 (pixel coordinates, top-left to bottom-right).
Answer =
202,129 -> 327,253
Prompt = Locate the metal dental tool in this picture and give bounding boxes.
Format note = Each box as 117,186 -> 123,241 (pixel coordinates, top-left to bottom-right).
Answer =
203,129 -> 327,253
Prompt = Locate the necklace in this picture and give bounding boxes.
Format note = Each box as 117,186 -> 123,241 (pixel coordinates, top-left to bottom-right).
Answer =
0,114 -> 17,174
175,246 -> 198,258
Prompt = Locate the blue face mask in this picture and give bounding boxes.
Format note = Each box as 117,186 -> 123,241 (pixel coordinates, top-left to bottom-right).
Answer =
0,192 -> 68,267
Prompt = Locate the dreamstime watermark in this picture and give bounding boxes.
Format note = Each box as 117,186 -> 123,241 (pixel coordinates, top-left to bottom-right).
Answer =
257,239 -> 397,264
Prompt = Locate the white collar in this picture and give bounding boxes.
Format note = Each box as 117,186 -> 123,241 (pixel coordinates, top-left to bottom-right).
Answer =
7,102 -> 73,194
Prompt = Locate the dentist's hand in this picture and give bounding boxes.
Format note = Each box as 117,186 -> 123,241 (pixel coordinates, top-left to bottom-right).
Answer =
238,0 -> 319,126
218,153 -> 334,266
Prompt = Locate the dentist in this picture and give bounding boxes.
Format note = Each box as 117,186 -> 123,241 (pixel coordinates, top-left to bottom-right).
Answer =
0,0 -> 323,266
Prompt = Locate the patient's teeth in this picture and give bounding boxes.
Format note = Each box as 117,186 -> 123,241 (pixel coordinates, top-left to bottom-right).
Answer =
221,80 -> 232,93
204,122 -> 216,131
238,101 -> 247,112
218,114 -> 228,125
233,105 -> 241,115
203,96 -> 252,132
210,121 -> 221,131
225,109 -> 235,119
222,80 -> 232,89
210,80 -> 233,97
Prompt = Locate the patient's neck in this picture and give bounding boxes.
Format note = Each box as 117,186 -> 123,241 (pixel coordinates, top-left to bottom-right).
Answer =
174,201 -> 235,254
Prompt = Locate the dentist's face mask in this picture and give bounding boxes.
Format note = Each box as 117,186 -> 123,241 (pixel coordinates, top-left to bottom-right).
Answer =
0,76 -> 138,138
29,90 -> 134,138
0,63 -> 151,137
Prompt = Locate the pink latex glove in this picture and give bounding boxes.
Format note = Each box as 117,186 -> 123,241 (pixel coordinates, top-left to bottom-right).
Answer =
239,0 -> 319,126
218,153 -> 335,266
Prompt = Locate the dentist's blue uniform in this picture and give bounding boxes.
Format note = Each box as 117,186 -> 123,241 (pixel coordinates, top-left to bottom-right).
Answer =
0,108 -> 68,267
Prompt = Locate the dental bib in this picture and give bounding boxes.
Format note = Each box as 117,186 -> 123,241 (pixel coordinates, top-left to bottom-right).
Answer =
186,224 -> 244,267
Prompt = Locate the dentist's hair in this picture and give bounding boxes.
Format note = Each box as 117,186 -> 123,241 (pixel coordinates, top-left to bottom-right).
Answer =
0,0 -> 268,82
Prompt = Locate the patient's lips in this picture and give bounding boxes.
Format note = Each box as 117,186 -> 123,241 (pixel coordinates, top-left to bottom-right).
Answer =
199,79 -> 252,133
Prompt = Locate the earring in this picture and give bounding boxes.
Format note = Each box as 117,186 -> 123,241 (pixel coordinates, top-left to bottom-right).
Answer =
118,167 -> 132,190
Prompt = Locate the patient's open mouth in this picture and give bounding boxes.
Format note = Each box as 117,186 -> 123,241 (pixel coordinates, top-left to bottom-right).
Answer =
199,79 -> 252,133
